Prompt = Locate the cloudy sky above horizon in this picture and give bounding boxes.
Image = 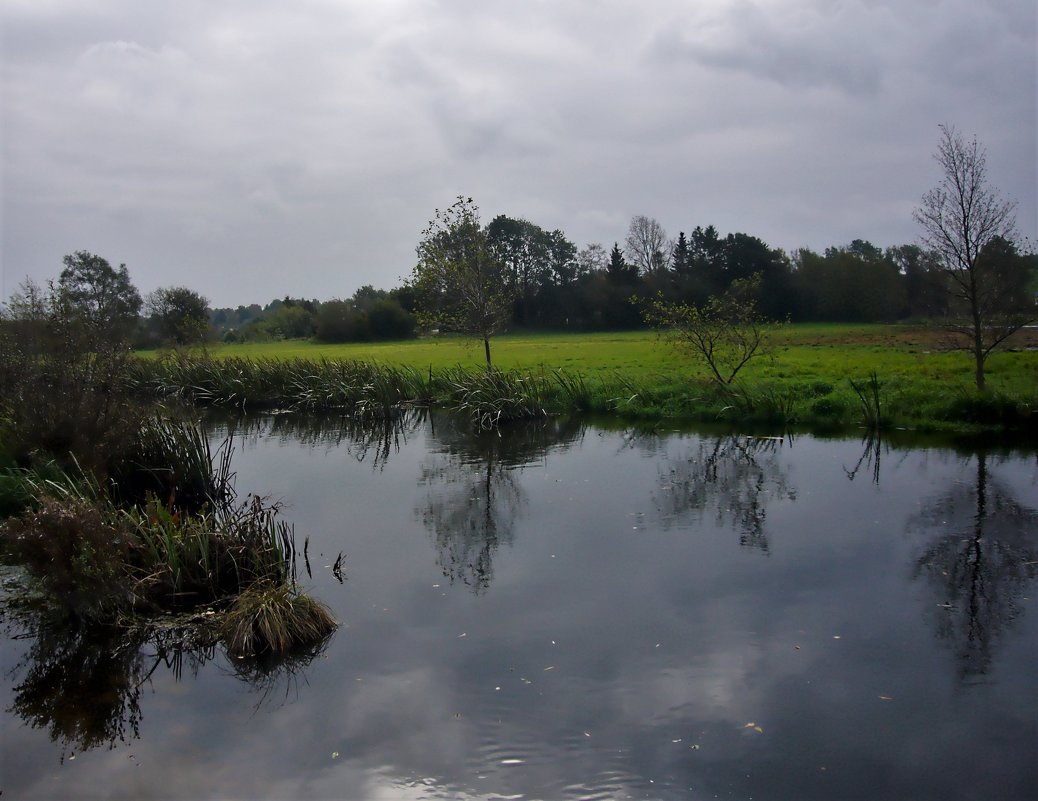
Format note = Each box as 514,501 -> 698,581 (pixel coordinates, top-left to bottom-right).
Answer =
2,0 -> 1035,308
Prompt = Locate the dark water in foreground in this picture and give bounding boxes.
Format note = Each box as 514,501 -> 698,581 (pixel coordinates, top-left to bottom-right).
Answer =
2,412 -> 1037,800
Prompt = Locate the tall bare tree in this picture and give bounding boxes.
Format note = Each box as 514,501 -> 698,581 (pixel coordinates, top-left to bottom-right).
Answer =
913,125 -> 1032,390
624,215 -> 670,275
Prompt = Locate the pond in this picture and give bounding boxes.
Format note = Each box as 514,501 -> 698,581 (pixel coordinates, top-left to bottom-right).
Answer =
2,411 -> 1036,800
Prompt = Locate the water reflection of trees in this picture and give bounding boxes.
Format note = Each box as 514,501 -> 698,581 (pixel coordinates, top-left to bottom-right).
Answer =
6,621 -> 147,755
417,416 -> 586,591
208,409 -> 426,471
652,435 -> 796,552
909,453 -> 1038,681
1,602 -> 330,755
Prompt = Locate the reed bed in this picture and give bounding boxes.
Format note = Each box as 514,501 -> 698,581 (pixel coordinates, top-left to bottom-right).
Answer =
438,367 -> 552,428
127,354 -> 432,416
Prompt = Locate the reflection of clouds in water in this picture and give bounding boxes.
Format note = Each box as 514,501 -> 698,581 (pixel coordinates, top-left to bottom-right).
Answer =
615,655 -> 757,724
7,423 -> 1038,800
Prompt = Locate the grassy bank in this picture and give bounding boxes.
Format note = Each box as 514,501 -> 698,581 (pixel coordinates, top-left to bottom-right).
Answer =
130,324 -> 1038,432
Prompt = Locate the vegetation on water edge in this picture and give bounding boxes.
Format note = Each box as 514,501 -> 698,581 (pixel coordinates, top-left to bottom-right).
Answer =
0,277 -> 336,659
127,324 -> 1038,433
0,421 -> 336,657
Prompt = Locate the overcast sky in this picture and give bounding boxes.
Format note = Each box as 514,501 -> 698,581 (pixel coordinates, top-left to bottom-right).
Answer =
2,0 -> 1035,308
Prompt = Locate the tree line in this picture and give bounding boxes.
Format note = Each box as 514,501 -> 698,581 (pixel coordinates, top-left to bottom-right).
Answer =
5,209 -> 1033,352
3,127 -> 1034,386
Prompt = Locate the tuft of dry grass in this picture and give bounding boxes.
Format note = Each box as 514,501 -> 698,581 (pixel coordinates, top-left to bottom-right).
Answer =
220,582 -> 336,657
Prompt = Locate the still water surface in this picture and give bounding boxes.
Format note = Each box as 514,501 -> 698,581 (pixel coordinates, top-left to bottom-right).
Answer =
2,411 -> 1036,800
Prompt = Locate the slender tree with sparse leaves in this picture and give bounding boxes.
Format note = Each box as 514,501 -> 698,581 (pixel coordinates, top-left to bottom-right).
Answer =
411,197 -> 514,369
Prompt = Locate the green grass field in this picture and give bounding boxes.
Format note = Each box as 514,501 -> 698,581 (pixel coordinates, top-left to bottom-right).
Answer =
137,325 -> 1038,431
149,325 -> 1036,389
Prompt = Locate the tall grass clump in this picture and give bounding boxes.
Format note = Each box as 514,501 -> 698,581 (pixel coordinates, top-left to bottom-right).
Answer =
106,417 -> 234,511
719,384 -> 800,426
439,367 -> 552,428
552,369 -> 594,413
849,372 -> 885,431
2,279 -> 336,657
221,581 -> 338,658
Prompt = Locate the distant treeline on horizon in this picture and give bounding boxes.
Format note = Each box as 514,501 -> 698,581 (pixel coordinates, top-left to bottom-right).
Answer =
203,213 -> 1036,346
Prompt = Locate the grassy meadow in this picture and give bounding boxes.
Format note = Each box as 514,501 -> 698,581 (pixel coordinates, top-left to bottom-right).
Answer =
135,324 -> 1038,432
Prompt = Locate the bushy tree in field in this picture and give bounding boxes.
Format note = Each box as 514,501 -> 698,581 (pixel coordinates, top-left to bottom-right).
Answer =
146,286 -> 210,346
313,291 -> 415,343
642,275 -> 778,386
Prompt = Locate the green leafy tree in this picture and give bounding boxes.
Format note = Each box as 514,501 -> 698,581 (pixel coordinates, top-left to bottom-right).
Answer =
486,214 -> 553,325
57,251 -> 142,345
411,197 -> 514,369
671,232 -> 692,276
794,244 -> 907,322
913,124 -> 1033,390
146,286 -> 210,346
605,242 -> 636,284
0,253 -> 145,470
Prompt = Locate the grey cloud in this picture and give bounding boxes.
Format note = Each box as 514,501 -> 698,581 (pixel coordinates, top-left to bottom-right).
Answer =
1,0 -> 1035,306
649,2 -> 887,97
